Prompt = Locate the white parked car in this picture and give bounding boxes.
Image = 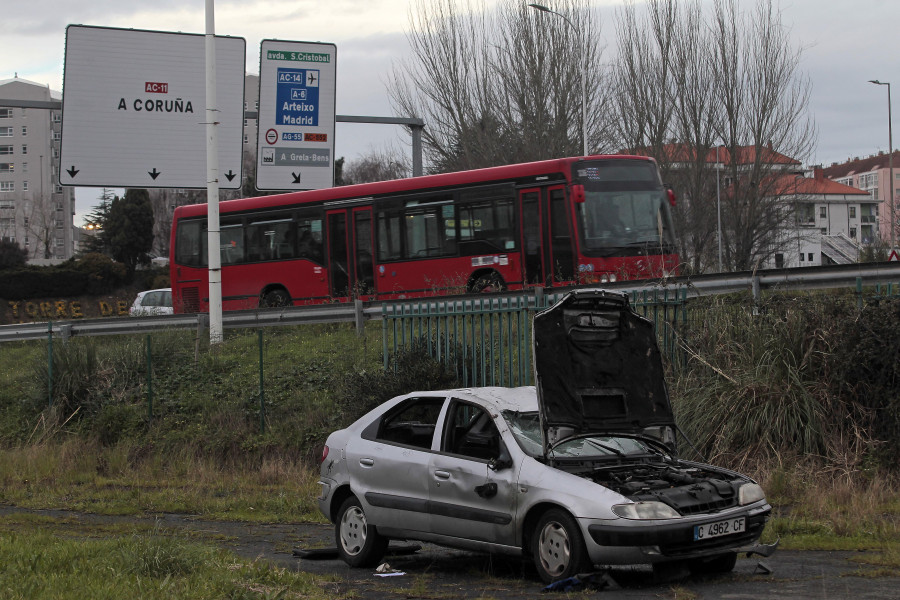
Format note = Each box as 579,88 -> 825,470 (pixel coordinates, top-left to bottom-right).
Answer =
318,289 -> 774,582
129,288 -> 173,316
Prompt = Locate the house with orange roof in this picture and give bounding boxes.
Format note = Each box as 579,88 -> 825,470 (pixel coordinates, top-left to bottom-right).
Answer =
762,168 -> 872,268
629,142 -> 871,270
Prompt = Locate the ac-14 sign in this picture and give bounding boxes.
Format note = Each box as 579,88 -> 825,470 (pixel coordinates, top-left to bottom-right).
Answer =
256,40 -> 336,191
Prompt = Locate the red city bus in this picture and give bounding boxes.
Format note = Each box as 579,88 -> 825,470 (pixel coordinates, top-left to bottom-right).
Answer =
169,155 -> 678,313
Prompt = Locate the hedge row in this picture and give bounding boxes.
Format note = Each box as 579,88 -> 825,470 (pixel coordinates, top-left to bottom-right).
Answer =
0,254 -> 128,300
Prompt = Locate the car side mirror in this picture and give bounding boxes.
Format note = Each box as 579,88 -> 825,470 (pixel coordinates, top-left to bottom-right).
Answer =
489,445 -> 513,471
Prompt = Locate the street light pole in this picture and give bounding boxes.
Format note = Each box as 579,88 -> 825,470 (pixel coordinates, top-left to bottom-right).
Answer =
716,145 -> 723,271
529,3 -> 588,157
869,79 -> 895,249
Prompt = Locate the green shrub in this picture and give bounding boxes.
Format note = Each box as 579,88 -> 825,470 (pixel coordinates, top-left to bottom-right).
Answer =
0,254 -> 127,300
829,298 -> 900,466
673,294 -> 900,472
336,339 -> 463,425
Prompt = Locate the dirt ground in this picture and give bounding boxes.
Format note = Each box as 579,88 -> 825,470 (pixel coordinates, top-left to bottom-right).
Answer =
2,506 -> 899,599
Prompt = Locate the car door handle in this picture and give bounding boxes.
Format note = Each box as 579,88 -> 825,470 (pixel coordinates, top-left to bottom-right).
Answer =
434,470 -> 451,480
359,458 -> 375,467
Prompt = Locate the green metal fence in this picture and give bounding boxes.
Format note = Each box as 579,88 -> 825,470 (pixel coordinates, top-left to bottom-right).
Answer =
382,288 -> 689,388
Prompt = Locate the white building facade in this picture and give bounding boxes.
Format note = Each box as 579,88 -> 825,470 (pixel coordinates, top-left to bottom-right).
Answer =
762,169 -> 872,269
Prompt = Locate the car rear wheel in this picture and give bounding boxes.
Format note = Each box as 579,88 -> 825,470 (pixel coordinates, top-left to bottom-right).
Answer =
335,496 -> 388,568
688,552 -> 738,575
532,508 -> 589,583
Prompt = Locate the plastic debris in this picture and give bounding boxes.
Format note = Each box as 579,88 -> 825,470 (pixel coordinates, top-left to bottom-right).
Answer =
541,571 -> 618,593
374,562 -> 406,577
754,561 -> 773,575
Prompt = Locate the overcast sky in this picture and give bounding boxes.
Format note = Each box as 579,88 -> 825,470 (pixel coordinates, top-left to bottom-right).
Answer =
2,0 -> 898,223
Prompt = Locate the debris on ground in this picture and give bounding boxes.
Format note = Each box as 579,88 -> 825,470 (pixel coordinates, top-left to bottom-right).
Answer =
755,561 -> 773,575
293,543 -> 421,560
541,571 -> 619,593
374,562 -> 405,577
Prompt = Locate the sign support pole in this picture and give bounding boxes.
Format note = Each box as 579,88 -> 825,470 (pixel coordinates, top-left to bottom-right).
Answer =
205,0 -> 223,344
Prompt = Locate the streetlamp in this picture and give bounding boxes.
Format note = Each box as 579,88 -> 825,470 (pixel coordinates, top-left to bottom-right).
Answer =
529,3 -> 588,157
716,145 -> 723,271
869,79 -> 895,249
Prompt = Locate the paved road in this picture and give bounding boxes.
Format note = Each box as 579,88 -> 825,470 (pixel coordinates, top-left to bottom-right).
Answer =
3,507 -> 898,599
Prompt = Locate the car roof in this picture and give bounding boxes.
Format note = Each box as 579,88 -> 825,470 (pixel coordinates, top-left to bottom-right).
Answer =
404,386 -> 538,413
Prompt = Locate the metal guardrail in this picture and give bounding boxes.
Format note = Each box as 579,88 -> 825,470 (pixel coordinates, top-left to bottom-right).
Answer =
0,301 -> 374,343
2,261 -> 900,343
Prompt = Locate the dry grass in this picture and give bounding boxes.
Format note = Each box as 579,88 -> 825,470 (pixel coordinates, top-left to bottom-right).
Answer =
755,460 -> 900,562
0,439 -> 324,522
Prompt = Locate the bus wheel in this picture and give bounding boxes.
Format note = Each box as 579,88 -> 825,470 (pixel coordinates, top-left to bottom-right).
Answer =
470,273 -> 505,293
261,288 -> 290,308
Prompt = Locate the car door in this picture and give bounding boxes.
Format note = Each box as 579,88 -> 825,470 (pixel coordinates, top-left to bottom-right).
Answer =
428,399 -> 518,546
345,396 -> 445,535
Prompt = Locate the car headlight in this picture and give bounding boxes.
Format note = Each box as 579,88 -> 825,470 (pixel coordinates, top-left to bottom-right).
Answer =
612,501 -> 680,520
738,483 -> 765,505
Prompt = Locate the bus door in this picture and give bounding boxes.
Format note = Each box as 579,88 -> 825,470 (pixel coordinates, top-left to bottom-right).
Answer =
326,207 -> 375,299
518,186 -> 575,286
351,207 -> 375,298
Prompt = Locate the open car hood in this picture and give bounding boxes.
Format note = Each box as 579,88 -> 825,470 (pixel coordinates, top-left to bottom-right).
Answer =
533,289 -> 675,452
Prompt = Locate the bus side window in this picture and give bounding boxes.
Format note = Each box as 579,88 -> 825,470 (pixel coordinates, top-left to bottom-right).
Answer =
296,217 -> 324,264
175,219 -> 207,267
377,211 -> 403,261
457,196 -> 515,256
220,220 -> 244,264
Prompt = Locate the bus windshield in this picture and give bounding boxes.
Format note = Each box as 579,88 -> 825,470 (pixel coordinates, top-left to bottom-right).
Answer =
573,159 -> 676,256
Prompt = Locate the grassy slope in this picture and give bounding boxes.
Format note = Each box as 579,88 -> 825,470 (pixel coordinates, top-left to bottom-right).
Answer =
0,300 -> 898,575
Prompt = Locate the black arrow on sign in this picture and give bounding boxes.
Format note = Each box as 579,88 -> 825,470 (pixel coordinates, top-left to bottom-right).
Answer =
66,166 -> 79,178
148,168 -> 161,180
225,170 -> 236,182
292,172 -> 302,184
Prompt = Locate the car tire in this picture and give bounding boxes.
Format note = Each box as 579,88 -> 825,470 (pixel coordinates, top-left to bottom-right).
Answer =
688,552 -> 738,575
335,496 -> 388,568
532,508 -> 589,583
261,288 -> 290,308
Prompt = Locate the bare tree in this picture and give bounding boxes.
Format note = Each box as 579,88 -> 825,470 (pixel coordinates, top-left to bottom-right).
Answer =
24,190 -> 58,260
612,0 -> 816,272
389,0 -> 610,173
343,145 -> 411,185
710,0 -> 816,271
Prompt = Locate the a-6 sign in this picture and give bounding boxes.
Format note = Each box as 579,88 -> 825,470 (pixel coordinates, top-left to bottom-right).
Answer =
256,39 -> 336,191
276,68 -> 320,127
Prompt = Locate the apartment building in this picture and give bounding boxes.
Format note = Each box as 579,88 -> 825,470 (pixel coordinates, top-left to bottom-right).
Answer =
822,151 -> 899,244
0,76 -> 75,262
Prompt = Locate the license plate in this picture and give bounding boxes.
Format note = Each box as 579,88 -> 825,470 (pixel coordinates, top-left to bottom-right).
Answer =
693,517 -> 745,541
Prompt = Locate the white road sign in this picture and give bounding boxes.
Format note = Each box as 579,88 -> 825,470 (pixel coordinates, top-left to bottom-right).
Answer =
256,40 -> 336,191
59,25 -> 245,189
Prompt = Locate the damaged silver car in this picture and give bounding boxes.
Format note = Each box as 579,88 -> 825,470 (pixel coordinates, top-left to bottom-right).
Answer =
317,289 -> 773,582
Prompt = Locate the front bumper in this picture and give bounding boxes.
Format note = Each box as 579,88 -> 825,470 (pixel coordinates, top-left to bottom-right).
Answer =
586,503 -> 771,560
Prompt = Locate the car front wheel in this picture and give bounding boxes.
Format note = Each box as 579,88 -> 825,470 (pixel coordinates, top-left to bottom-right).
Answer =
335,496 -> 388,568
532,508 -> 589,583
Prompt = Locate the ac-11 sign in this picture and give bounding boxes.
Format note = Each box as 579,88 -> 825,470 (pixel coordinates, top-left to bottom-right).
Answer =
59,25 -> 245,189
